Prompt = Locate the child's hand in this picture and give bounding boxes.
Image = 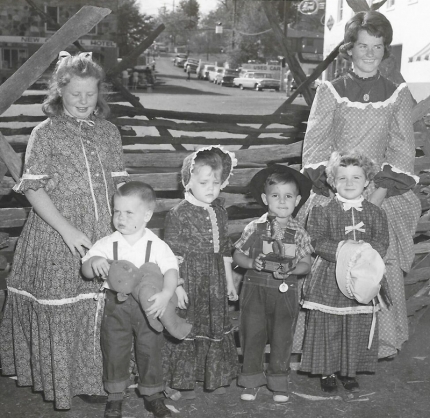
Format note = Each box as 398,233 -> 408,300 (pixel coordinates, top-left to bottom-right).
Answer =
227,282 -> 238,301
90,256 -> 110,279
146,290 -> 171,319
175,286 -> 188,309
273,271 -> 292,280
252,254 -> 264,271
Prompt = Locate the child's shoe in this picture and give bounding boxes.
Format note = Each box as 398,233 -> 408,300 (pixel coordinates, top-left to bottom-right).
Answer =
208,386 -> 226,395
320,374 -> 338,393
338,376 -> 360,392
143,397 -> 172,418
240,387 -> 259,401
164,386 -> 181,401
179,389 -> 196,400
273,391 -> 289,403
104,400 -> 123,418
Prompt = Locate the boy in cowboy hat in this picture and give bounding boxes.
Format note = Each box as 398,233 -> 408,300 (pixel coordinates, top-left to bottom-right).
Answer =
233,165 -> 313,403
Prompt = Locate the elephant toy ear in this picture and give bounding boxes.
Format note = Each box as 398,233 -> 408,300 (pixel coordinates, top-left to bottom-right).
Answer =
117,293 -> 129,302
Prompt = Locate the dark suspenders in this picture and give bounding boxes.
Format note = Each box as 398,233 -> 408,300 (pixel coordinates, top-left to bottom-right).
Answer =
112,240 -> 152,262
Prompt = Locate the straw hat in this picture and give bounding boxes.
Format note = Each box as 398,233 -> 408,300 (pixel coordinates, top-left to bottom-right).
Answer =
336,241 -> 385,304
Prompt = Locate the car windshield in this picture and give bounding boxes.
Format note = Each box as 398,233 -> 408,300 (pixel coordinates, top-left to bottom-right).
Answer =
224,70 -> 237,76
254,73 -> 267,78
206,66 -> 215,71
264,73 -> 275,78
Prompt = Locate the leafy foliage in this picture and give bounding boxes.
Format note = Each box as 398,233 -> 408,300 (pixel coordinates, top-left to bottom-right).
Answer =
116,0 -> 155,57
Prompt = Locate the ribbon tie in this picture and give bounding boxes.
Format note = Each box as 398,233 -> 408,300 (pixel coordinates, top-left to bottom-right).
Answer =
336,194 -> 364,212
76,118 -> 95,127
345,221 -> 365,235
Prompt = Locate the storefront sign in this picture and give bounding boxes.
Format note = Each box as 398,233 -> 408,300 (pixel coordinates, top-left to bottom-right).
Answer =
78,39 -> 117,48
0,36 -> 47,44
298,0 -> 319,15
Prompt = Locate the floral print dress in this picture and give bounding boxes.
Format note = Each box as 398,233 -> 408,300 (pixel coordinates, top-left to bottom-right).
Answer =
0,114 -> 128,409
162,193 -> 239,390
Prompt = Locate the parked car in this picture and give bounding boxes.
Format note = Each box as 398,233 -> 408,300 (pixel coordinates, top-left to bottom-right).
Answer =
183,58 -> 199,73
157,43 -> 168,53
215,68 -> 238,86
209,67 -> 223,83
201,64 -> 216,80
173,53 -> 188,67
196,61 -> 211,79
233,72 -> 280,91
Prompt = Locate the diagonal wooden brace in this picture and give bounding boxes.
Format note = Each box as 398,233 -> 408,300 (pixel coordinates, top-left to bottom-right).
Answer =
0,6 -> 111,116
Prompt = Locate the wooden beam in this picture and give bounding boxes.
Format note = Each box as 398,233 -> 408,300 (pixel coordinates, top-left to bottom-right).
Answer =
0,133 -> 23,182
261,1 -> 313,106
0,6 -> 111,116
109,104 -> 309,126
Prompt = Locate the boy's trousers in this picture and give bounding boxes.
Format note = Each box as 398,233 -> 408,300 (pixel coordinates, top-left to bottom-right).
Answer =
238,274 -> 299,393
101,289 -> 164,397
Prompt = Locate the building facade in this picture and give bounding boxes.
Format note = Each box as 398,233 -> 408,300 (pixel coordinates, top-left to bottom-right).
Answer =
0,0 -> 119,83
323,0 -> 430,101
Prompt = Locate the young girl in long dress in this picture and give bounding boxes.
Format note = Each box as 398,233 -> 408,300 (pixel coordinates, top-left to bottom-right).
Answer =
301,151 -> 389,393
162,146 -> 239,398
0,52 -> 128,410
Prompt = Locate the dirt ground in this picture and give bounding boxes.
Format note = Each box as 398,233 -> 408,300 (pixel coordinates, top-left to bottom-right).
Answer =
1,305 -> 429,418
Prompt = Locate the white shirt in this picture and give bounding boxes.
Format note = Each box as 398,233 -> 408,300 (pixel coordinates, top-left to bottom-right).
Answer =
82,229 -> 179,289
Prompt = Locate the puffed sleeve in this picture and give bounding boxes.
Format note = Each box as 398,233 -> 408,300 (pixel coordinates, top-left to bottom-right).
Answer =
307,205 -> 343,263
108,124 -> 129,186
373,85 -> 419,196
163,208 -> 184,257
302,82 -> 338,196
13,122 -> 52,194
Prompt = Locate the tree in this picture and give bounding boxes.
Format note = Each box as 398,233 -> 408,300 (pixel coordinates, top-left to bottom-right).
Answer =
116,0 -> 155,57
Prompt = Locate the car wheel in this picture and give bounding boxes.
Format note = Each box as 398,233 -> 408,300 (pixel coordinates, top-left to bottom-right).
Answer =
239,84 -> 244,90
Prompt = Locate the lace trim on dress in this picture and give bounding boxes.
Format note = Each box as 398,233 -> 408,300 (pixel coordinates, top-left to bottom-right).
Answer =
8,286 -> 98,305
111,171 -> 129,177
12,173 -> 50,193
301,161 -> 328,171
207,206 -> 220,253
381,162 -> 420,183
301,300 -> 378,315
324,80 -> 407,109
183,326 -> 236,342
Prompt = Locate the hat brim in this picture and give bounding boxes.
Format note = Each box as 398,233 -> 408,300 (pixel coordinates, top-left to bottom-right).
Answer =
336,242 -> 385,303
249,164 -> 312,216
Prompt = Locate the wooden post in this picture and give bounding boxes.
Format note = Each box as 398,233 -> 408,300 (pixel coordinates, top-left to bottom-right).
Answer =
0,6 -> 111,116
0,133 -> 23,182
261,1 -> 314,106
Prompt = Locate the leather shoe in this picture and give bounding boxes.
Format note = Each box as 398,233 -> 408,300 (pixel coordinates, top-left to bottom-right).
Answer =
339,376 -> 360,392
104,400 -> 123,418
144,397 -> 172,417
320,374 -> 338,393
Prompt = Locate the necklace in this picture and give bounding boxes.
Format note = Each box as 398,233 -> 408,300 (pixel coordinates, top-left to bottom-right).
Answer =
348,72 -> 381,102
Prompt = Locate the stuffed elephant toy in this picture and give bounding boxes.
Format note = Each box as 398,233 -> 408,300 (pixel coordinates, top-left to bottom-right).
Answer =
107,260 -> 192,340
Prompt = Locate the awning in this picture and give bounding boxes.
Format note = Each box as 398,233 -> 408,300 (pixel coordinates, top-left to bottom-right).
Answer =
409,43 -> 430,62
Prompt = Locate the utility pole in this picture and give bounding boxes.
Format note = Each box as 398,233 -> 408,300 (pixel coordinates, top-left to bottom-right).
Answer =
279,0 -> 289,93
232,0 -> 236,50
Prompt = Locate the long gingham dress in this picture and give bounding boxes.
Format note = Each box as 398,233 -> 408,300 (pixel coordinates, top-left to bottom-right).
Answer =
294,73 -> 421,359
300,198 -> 389,376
